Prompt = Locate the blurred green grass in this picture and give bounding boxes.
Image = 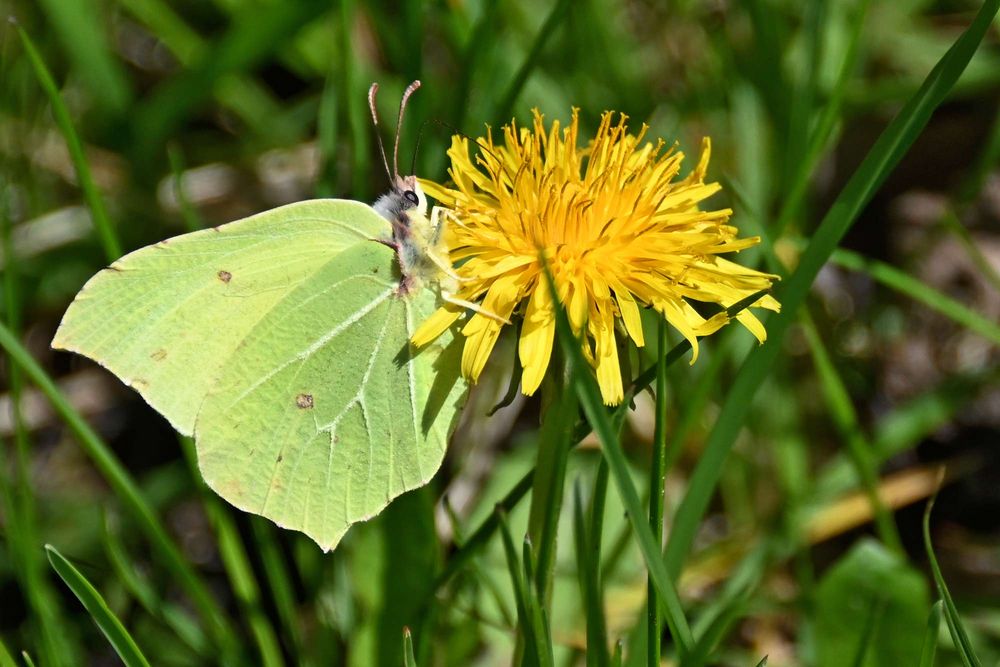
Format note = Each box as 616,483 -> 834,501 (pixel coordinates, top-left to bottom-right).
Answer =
2,0 -> 1000,665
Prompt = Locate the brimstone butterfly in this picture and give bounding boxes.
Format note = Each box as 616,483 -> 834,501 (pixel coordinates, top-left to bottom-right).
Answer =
52,81 -> 471,551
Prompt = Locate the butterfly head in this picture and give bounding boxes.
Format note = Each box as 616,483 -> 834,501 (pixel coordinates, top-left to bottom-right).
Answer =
373,174 -> 427,223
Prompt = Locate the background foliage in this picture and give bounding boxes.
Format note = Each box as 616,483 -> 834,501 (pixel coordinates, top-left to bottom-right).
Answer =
1,0 -> 1000,665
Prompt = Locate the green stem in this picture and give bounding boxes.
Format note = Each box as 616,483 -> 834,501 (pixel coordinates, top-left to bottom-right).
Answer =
647,320 -> 669,666
527,366 -> 578,608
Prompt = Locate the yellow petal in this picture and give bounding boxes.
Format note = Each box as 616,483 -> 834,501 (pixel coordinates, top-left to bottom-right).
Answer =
411,305 -> 462,347
519,283 -> 555,396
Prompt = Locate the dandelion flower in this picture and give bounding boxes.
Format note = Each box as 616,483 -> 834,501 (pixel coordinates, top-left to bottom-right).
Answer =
412,109 -> 780,405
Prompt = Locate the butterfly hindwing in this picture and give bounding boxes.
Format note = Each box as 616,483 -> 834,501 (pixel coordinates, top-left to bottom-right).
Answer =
196,241 -> 465,550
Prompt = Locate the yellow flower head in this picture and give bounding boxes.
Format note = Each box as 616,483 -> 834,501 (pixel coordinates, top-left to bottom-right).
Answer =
412,109 -> 780,405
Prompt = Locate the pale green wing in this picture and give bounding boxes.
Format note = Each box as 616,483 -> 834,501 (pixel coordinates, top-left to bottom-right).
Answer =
195,241 -> 465,551
53,200 -> 389,434
53,199 -> 467,549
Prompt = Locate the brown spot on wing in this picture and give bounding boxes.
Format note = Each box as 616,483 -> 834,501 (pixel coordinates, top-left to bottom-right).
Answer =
217,270 -> 232,283
295,393 -> 314,409
150,348 -> 167,361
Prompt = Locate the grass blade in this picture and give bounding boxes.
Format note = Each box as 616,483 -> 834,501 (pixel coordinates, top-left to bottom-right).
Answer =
0,147 -> 75,665
250,519 -> 303,661
522,537 -> 554,667
772,0 -> 872,238
16,25 -> 120,261
36,0 -> 132,113
0,322 -> 238,656
497,512 -> 551,667
403,627 -> 417,667
101,510 -> 209,657
574,480 -> 609,667
828,247 -> 1000,346
493,0 -> 573,124
663,0 -> 1000,579
647,319 -> 670,666
918,601 -> 944,667
527,372 -> 578,607
544,266 -> 694,657
45,544 -> 151,667
433,469 -> 535,591
801,312 -> 903,553
924,491 -> 982,667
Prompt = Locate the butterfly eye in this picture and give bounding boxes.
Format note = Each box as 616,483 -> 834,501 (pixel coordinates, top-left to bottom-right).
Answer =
403,190 -> 419,206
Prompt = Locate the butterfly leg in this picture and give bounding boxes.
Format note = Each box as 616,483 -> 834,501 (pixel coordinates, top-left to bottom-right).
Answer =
441,290 -> 511,325
427,207 -> 472,284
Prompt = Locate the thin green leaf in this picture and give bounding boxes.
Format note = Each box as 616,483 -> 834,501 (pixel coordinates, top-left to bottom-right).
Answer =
527,373 -> 577,607
451,0 -> 500,131
828,247 -> 1000,346
924,492 -> 982,667
0,322 -> 238,655
772,0 -> 872,238
544,263 -> 694,657
0,637 -> 15,667
315,68 -> 340,198
0,140 -> 74,666
36,0 -> 132,112
611,640 -> 624,667
689,541 -> 773,665
101,510 -> 209,657
336,0 -> 370,201
574,481 -> 609,667
801,312 -> 903,553
16,25 -> 120,261
20,652 -> 37,667
497,512 -> 550,667
754,657 -> 768,667
494,0 -> 573,124
250,519 -> 304,661
664,0 -> 1000,579
647,319 -> 669,666
45,544 -> 151,667
403,627 -> 417,667
522,537 -> 554,667
918,601 -> 944,667
434,469 -> 535,591
939,210 -> 1000,295
167,144 -> 203,233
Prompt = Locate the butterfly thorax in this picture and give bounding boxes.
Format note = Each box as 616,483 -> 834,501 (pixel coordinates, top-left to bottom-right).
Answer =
373,176 -> 452,295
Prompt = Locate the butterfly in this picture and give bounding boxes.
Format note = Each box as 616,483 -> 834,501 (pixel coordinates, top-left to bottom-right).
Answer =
52,81 -> 471,551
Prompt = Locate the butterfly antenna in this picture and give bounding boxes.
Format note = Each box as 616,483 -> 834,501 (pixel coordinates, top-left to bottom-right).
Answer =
394,80 -> 421,180
367,83 -> 393,183
410,118 -> 430,177
431,119 -> 505,174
